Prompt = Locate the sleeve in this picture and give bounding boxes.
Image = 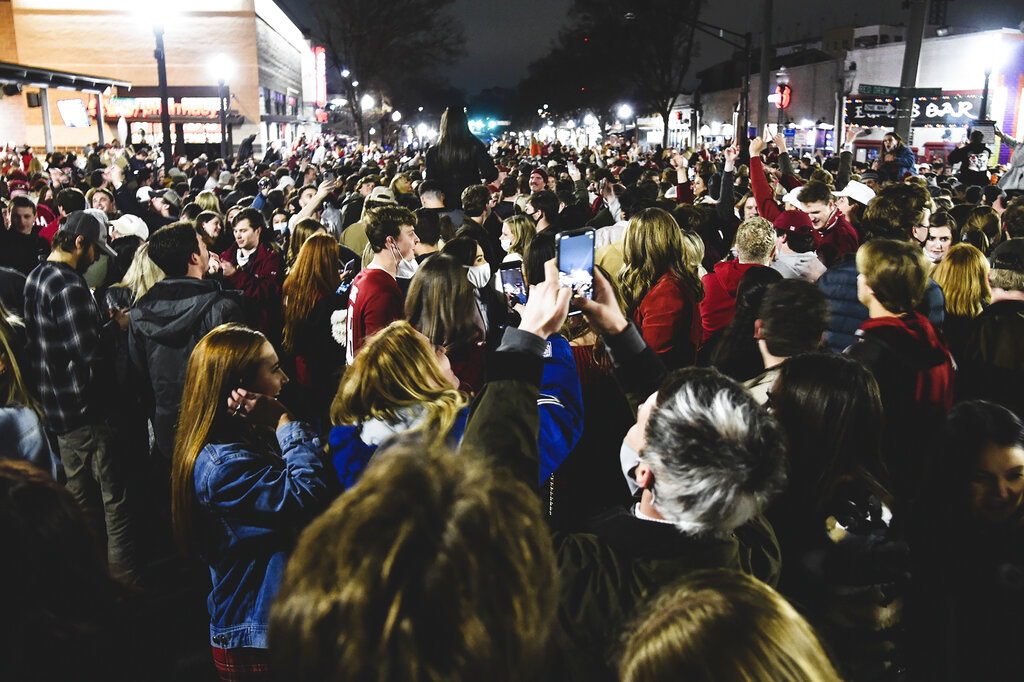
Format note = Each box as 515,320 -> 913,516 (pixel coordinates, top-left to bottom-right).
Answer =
716,170 -> 736,223
461,330 -> 545,486
604,323 -> 666,409
837,150 -> 853,190
537,336 -> 584,484
946,146 -> 965,166
675,180 -> 695,205
203,421 -> 332,515
749,157 -> 781,221
251,193 -> 267,211
54,285 -> 102,381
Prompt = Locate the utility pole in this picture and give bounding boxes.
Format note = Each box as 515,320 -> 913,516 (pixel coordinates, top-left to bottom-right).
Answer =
894,0 -> 928,142
757,0 -> 773,133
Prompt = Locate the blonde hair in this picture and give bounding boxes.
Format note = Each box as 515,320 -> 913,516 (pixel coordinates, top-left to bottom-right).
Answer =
856,239 -> 930,314
194,190 -> 221,215
108,242 -> 166,304
620,570 -> 841,682
504,214 -> 536,256
282,233 -> 341,352
171,324 -> 269,553
931,243 -> 991,317
0,307 -> 41,423
618,207 -> 703,315
331,321 -> 468,447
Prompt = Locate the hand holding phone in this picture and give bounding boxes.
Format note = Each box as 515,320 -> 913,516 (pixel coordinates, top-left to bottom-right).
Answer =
556,228 -> 595,314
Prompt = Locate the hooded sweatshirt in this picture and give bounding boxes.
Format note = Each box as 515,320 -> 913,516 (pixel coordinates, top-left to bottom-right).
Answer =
771,250 -> 827,282
129,278 -> 244,458
847,311 -> 954,495
700,261 -> 766,342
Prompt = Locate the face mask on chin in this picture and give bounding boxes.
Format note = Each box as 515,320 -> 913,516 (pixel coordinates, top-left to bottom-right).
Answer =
466,262 -> 491,289
390,242 -> 418,278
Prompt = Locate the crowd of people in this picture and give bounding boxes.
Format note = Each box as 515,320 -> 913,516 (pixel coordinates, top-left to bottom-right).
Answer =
2,104 -> 1024,682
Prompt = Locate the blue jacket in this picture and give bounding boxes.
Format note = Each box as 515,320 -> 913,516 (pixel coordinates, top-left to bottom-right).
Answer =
818,257 -> 945,353
329,334 -> 584,488
192,421 -> 333,650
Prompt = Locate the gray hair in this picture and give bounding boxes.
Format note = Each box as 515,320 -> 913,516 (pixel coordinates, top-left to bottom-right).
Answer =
642,368 -> 787,537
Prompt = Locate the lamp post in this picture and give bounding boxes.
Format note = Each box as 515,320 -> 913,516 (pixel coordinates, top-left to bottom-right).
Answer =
835,61 -> 857,153
775,66 -> 790,130
980,65 -> 993,122
152,23 -> 173,171
209,54 -> 234,161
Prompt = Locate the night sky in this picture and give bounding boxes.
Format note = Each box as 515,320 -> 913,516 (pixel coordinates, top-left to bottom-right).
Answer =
278,0 -> 1021,95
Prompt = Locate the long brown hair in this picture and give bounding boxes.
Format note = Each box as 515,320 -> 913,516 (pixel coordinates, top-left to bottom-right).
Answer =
404,253 -> 483,352
331,321 -> 467,447
171,324 -> 269,553
286,218 -> 325,268
0,306 -> 41,423
618,207 -> 703,315
282,233 -> 341,352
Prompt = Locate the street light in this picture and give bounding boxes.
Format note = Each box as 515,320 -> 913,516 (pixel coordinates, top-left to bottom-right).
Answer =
208,53 -> 234,160
341,68 -> 350,78
391,110 -> 402,122
979,47 -> 1005,121
361,93 -> 375,110
152,23 -> 173,171
617,103 -> 633,120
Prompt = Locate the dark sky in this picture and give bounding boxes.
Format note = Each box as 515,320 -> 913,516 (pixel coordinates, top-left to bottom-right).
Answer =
279,0 -> 1021,95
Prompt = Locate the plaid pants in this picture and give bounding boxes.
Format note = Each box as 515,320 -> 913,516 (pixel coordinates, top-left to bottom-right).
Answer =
211,647 -> 271,681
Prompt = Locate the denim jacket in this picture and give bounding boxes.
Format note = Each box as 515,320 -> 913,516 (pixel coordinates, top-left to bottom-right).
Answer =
192,420 -> 333,649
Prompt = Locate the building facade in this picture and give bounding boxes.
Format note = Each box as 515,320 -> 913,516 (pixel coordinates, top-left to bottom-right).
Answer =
0,0 -> 324,157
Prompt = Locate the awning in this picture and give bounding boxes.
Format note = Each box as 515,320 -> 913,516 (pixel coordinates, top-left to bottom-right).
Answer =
0,61 -> 131,93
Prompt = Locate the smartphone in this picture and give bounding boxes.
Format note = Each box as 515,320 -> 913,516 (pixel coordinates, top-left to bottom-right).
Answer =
499,264 -> 527,305
556,228 -> 595,314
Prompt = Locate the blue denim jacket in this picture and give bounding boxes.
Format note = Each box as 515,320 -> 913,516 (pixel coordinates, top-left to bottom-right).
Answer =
192,420 -> 333,649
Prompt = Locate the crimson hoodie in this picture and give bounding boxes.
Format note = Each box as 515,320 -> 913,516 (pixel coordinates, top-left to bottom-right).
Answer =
847,311 -> 955,496
699,261 -> 766,342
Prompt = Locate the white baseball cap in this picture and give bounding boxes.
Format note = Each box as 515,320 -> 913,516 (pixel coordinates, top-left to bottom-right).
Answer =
832,180 -> 876,207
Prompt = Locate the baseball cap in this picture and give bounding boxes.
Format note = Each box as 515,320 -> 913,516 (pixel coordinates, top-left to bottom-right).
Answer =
368,186 -> 397,204
773,209 -> 821,247
781,188 -> 804,211
110,213 -> 149,241
60,210 -> 118,257
151,188 -> 182,210
136,186 -> 153,202
832,180 -> 876,207
991,239 -> 1024,274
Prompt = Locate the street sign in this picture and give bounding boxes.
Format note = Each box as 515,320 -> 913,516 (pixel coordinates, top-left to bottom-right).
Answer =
859,84 -> 900,96
858,84 -> 943,98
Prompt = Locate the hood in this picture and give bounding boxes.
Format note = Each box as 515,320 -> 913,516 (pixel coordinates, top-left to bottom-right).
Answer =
131,278 -> 232,345
775,251 -> 821,276
857,311 -> 950,371
712,260 -> 762,298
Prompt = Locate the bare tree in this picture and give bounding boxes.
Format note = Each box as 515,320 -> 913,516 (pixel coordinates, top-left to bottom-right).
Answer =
312,0 -> 466,144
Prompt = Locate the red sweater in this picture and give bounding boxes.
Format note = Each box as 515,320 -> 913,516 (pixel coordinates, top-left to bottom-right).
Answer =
700,261 -> 765,342
346,267 -> 404,363
633,272 -> 701,368
816,210 -> 860,268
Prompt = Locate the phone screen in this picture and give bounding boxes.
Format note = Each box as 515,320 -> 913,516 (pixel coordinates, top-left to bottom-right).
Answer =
556,228 -> 595,310
500,265 -> 527,305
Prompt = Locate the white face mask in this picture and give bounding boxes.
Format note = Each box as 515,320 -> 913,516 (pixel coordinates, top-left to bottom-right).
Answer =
500,236 -> 513,253
466,262 -> 491,289
620,439 -> 641,497
390,242 -> 419,279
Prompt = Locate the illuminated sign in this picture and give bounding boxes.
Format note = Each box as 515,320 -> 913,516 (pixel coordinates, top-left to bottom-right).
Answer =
314,46 -> 327,107
774,84 -> 791,110
88,97 -> 222,120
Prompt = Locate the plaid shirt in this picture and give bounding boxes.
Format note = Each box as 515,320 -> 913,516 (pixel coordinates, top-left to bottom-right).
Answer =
24,261 -> 106,434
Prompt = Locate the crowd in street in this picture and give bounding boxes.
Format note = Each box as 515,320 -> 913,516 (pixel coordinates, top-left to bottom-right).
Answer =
2,104 -> 1024,682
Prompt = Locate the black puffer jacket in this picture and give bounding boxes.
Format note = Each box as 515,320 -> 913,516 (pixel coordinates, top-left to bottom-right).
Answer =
128,278 -> 244,458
